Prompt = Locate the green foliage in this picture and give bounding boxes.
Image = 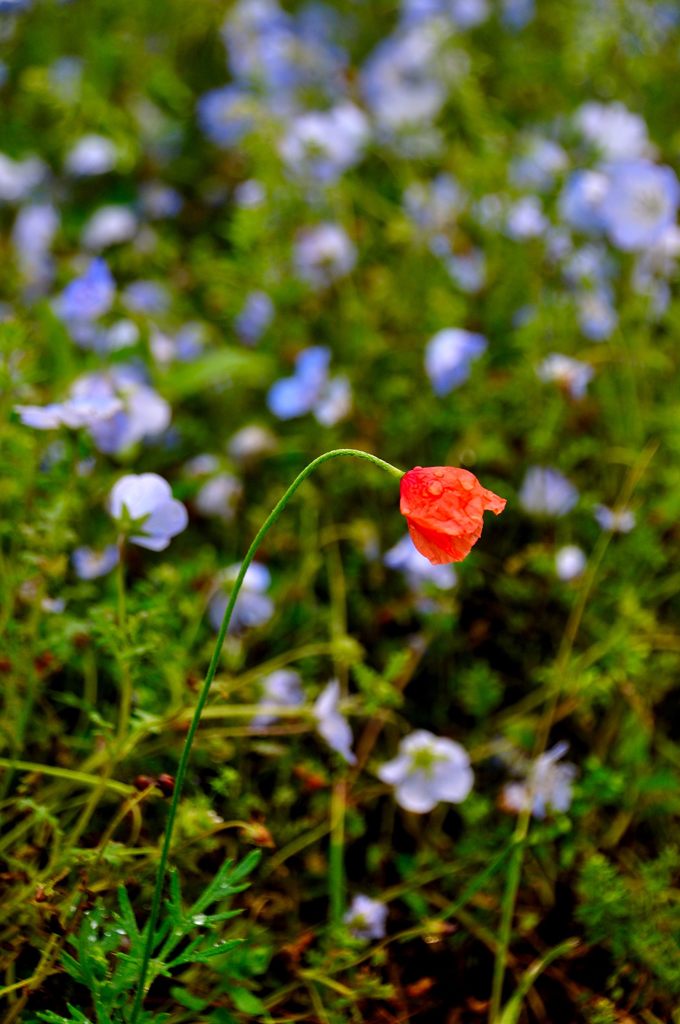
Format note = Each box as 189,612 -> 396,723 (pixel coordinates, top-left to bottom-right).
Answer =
576,850 -> 680,996
29,853 -> 260,1024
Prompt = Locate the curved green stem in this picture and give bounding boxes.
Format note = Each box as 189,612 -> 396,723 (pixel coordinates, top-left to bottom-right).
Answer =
129,449 -> 403,1022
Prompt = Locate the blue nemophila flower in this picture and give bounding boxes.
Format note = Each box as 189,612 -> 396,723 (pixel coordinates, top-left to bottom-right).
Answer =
501,0 -> 535,29
197,86 -> 256,148
109,473 -> 188,552
56,258 -> 115,323
574,101 -> 650,161
563,243 -> 613,288
594,505 -> 635,533
404,173 -> 464,237
267,346 -> 351,425
65,134 -> 118,176
555,544 -> 586,581
510,136 -> 568,192
502,742 -> 576,819
150,323 -> 206,367
344,895 -> 387,941
384,534 -> 457,591
252,669 -> 305,727
15,392 -> 123,432
403,0 -> 489,28
228,424 -> 278,463
445,249 -> 486,293
221,0 -> 344,107
233,179 -> 265,208
12,203 -> 59,293
599,160 -> 680,252
82,205 -> 138,250
68,368 -> 171,454
0,153 -> 46,203
208,562 -> 274,634
313,679 -> 356,765
632,224 -> 680,314
577,288 -> 617,341
123,280 -> 171,315
425,328 -> 487,396
194,473 -> 243,522
519,467 -> 578,517
72,545 -> 120,580
559,170 -> 609,234
506,196 -> 548,240
279,102 -> 369,184
293,223 -> 356,288
536,353 -> 594,399
362,20 -> 454,135
378,729 -> 473,813
235,291 -> 274,345
139,182 -> 183,220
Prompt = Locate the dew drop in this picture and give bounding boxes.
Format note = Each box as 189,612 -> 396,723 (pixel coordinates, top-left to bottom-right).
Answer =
428,481 -> 443,496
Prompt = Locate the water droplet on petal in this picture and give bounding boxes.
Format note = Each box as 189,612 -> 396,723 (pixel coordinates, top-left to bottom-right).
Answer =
428,482 -> 443,496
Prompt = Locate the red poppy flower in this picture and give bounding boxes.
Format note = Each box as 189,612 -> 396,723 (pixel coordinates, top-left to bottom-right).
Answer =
400,466 -> 506,564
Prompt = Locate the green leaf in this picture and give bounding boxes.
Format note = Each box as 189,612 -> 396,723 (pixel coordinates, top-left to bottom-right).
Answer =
163,350 -> 272,400
230,988 -> 271,1018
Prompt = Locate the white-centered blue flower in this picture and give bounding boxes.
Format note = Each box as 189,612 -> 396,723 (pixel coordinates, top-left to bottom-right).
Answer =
344,894 -> 387,940
65,134 -> 118,176
594,505 -> 635,533
384,534 -> 457,591
503,742 -> 576,819
378,729 -> 473,813
208,562 -> 274,635
279,102 -> 369,184
313,680 -> 356,765
252,669 -> 305,727
536,354 -> 594,399
600,160 -> 680,251
425,328 -> 487,396
519,467 -> 579,517
555,545 -> 586,581
574,101 -> 650,161
293,223 -> 356,288
109,473 -> 188,552
72,545 -> 120,580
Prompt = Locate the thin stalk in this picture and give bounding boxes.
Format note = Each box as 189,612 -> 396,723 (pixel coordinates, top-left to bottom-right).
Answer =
129,449 -> 403,1022
116,541 -> 132,744
328,780 -> 346,927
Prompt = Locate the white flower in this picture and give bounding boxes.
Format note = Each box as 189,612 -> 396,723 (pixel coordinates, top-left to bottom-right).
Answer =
109,473 -> 188,551
378,729 -> 473,813
195,473 -> 242,521
82,205 -> 138,249
313,680 -> 356,765
72,544 -> 120,580
555,545 -> 586,581
208,561 -> 274,634
594,505 -> 635,533
65,134 -> 118,176
344,894 -> 387,940
252,669 -> 305,727
502,742 -> 577,819
536,354 -> 594,399
384,534 -> 456,591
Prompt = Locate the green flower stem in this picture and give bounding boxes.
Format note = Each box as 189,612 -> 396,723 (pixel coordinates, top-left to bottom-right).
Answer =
0,757 -> 134,797
130,449 -> 403,1022
116,541 -> 133,746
